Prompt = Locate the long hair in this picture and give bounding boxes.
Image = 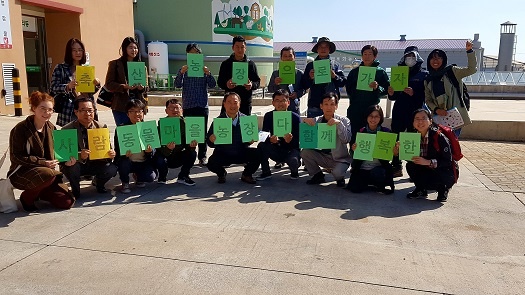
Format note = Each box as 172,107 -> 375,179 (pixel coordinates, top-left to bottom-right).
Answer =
119,36 -> 141,62
64,38 -> 86,65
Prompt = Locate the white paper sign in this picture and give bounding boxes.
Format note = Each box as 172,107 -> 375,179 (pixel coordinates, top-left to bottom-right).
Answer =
258,131 -> 271,142
0,0 -> 13,49
433,107 -> 464,130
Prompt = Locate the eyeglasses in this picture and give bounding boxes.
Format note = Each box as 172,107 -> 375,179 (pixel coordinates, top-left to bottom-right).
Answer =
128,110 -> 144,114
78,109 -> 95,114
38,106 -> 54,113
414,118 -> 430,122
167,106 -> 182,111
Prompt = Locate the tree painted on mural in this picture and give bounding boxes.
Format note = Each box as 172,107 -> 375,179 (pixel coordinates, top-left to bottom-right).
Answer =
212,1 -> 273,41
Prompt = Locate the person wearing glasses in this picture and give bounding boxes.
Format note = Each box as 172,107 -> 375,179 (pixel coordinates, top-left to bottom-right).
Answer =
174,43 -> 216,166
8,91 -> 75,211
60,97 -> 118,199
50,38 -> 101,126
114,99 -> 156,194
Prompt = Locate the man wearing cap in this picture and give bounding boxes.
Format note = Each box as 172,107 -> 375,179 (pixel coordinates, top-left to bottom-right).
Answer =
175,43 -> 217,166
301,37 -> 346,118
387,46 -> 429,177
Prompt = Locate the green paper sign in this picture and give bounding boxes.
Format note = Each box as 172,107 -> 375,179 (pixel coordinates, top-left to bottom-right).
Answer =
273,111 -> 292,137
117,124 -> 141,154
390,66 -> 409,91
159,117 -> 181,145
399,132 -> 421,161
299,123 -> 318,149
354,133 -> 376,161
137,120 -> 161,150
317,123 -> 336,149
313,59 -> 331,84
187,53 -> 204,77
240,115 -> 259,142
127,62 -> 147,86
232,62 -> 248,85
213,118 -> 232,145
185,117 -> 205,144
53,129 -> 78,162
279,61 -> 296,84
357,66 -> 377,91
372,131 -> 398,161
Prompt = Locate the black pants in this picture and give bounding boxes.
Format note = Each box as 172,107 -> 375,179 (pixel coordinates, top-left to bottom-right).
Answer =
348,166 -> 390,193
154,149 -> 197,180
406,162 -> 454,191
207,148 -> 260,177
183,107 -> 209,160
61,160 -> 118,198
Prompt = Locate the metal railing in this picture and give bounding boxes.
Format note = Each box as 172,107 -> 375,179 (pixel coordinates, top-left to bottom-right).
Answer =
462,71 -> 525,85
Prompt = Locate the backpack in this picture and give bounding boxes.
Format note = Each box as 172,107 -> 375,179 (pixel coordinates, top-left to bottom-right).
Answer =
445,66 -> 470,111
432,124 -> 462,183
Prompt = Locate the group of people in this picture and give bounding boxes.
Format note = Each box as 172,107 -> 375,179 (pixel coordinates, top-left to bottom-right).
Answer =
8,35 -> 476,212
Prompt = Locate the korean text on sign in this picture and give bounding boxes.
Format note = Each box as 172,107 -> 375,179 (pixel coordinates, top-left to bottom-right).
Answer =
279,61 -> 296,84
372,131 -> 397,161
356,66 -> 377,91
390,66 -> 409,91
353,133 -> 376,161
87,128 -> 111,160
116,124 -> 141,154
299,123 -> 318,149
313,59 -> 331,84
317,123 -> 336,149
399,132 -> 421,161
76,66 -> 95,93
187,53 -> 204,77
240,115 -> 259,142
213,118 -> 232,145
137,120 -> 161,149
159,117 -> 181,145
273,111 -> 292,137
127,62 -> 147,86
53,129 -> 78,162
232,62 -> 248,85
185,117 -> 205,144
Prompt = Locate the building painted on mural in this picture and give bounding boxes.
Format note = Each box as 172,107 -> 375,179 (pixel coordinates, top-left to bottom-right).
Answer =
0,0 -> 134,115
133,0 -> 275,85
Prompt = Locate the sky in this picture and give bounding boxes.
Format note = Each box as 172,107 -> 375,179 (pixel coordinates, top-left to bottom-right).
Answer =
273,0 -> 525,63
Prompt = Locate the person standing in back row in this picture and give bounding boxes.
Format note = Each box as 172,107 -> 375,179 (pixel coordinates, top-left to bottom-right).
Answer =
217,36 -> 260,115
175,43 -> 216,166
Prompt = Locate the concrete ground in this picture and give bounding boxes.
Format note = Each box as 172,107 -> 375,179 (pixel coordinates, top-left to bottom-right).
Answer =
0,101 -> 524,295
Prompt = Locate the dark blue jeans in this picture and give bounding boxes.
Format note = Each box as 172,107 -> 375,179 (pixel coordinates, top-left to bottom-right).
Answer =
112,110 -> 131,126
257,141 -> 300,174
154,149 -> 197,180
183,107 -> 209,160
117,158 -> 156,183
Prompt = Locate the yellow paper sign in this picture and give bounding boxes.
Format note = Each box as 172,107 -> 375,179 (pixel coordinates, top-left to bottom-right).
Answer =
76,66 -> 95,93
87,128 -> 111,160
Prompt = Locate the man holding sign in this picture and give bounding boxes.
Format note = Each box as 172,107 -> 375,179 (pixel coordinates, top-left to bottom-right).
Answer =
345,45 -> 390,137
154,99 -> 197,186
256,90 -> 301,180
268,47 -> 305,114
301,93 -> 352,187
302,37 -> 346,118
206,93 -> 260,184
60,97 -> 117,199
217,36 -> 261,115
174,43 -> 217,166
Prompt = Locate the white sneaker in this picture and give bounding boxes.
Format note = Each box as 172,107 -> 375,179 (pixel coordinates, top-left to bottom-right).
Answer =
136,182 -> 146,188
121,183 -> 131,194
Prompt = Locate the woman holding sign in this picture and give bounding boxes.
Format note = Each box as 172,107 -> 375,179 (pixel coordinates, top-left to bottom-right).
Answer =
50,38 -> 101,126
406,109 -> 456,202
8,91 -> 75,211
347,105 -> 396,194
105,37 -> 148,126
387,46 -> 429,177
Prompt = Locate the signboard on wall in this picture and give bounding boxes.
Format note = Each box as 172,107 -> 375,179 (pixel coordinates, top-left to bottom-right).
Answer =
0,0 -> 13,49
22,15 -> 36,32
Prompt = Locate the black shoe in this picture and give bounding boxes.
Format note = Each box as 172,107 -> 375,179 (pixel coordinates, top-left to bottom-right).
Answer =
256,172 -> 272,181
336,179 -> 346,187
393,168 -> 403,178
96,187 -> 108,194
20,195 -> 38,212
274,162 -> 285,169
406,188 -> 428,199
218,171 -> 227,184
306,171 -> 325,185
290,172 -> 299,180
199,157 -> 208,166
240,174 -> 256,184
437,189 -> 449,202
177,176 -> 196,186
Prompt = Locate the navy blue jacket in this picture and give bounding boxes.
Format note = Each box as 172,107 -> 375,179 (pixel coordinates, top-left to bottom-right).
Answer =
261,110 -> 301,151
206,112 -> 251,156
301,56 -> 346,108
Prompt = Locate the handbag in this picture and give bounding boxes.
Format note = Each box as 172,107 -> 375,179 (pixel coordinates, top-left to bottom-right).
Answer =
0,150 -> 17,213
432,107 -> 465,130
96,85 -> 113,107
53,92 -> 75,113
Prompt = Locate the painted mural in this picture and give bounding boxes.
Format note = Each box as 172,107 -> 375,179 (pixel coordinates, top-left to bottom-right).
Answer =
211,0 -> 273,46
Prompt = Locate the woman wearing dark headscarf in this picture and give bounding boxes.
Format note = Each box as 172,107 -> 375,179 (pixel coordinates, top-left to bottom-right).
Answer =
387,46 -> 429,177
424,40 -> 477,138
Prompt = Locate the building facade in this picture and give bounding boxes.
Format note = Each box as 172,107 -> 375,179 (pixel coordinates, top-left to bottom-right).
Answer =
0,0 -> 134,115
